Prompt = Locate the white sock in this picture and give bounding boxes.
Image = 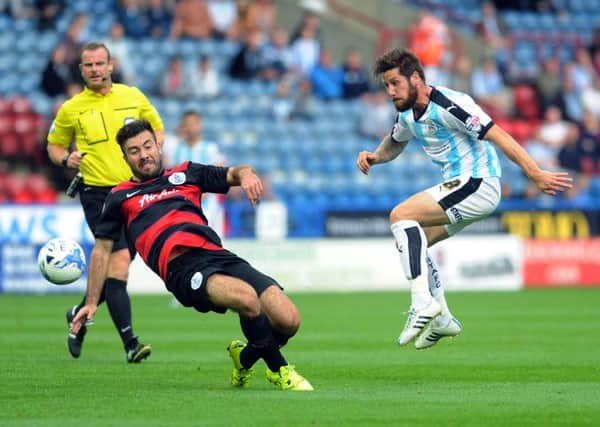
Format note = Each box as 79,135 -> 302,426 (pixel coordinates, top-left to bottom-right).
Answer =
391,220 -> 431,310
426,251 -> 452,325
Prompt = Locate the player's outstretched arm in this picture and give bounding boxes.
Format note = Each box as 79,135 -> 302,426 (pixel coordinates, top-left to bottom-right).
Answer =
357,135 -> 408,175
484,124 -> 573,196
227,165 -> 263,207
70,238 -> 114,333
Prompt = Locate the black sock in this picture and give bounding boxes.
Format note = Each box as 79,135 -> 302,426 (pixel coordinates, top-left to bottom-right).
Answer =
239,314 -> 287,371
104,278 -> 137,350
272,329 -> 294,348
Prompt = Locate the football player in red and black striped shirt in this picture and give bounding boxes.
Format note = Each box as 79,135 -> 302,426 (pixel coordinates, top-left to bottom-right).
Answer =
71,119 -> 313,391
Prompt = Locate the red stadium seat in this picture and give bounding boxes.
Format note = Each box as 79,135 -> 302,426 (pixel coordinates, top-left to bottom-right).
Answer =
0,114 -> 15,135
0,132 -> 20,158
14,113 -> 38,134
0,97 -> 10,115
9,96 -> 33,114
26,173 -> 57,203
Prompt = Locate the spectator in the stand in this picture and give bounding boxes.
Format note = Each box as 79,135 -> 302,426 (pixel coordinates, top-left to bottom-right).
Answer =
450,55 -> 472,94
229,29 -> 264,80
358,90 -> 396,139
244,0 -> 276,36
103,22 -> 136,85
159,55 -> 192,98
146,0 -> 174,39
109,57 -> 126,84
570,48 -> 595,93
190,55 -> 221,98
562,73 -> 584,123
290,10 -> 322,43
59,13 -> 89,71
41,44 -> 75,97
476,1 -> 505,52
534,105 -> 575,154
170,0 -> 214,39
34,0 -> 65,31
310,49 -> 344,100
536,57 -> 563,112
289,23 -> 320,76
261,27 -> 295,81
117,0 -> 149,39
342,48 -> 370,99
471,57 -> 512,118
409,10 -> 450,80
206,0 -> 238,39
0,0 -> 32,18
289,78 -> 315,121
566,110 -> 600,175
557,115 -> 596,199
582,75 -> 600,119
587,26 -> 600,75
162,110 -> 226,236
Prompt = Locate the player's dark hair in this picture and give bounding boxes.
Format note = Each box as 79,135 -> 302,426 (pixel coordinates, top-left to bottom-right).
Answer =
373,48 -> 425,82
116,119 -> 157,153
80,42 -> 111,62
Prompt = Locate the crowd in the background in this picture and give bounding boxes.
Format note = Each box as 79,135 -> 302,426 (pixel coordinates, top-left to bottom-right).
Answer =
1,0 -> 600,204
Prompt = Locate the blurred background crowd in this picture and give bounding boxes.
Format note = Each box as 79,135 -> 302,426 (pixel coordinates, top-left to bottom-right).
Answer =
1,0 -> 599,235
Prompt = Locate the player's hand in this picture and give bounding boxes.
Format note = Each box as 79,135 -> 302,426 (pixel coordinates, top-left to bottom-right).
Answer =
534,170 -> 573,196
356,151 -> 379,175
239,169 -> 263,208
70,304 -> 97,334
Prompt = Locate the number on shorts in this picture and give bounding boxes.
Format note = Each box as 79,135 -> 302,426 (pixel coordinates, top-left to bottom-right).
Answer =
442,179 -> 461,190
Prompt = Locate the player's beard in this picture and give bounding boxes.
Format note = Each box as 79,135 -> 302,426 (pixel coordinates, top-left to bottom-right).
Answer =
134,157 -> 162,181
393,82 -> 418,112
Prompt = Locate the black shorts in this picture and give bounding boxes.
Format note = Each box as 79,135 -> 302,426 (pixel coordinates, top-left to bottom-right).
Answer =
79,184 -> 132,254
165,248 -> 281,314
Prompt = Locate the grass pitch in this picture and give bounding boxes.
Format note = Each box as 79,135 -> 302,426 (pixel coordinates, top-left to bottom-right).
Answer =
1,289 -> 599,427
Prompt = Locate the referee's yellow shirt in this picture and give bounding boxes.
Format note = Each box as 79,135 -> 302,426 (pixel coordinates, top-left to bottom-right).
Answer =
47,83 -> 164,187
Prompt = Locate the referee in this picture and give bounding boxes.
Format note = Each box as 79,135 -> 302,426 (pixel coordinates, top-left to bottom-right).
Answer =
47,42 -> 164,363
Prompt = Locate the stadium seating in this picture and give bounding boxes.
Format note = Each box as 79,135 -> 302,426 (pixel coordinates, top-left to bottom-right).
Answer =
0,1 -> 598,236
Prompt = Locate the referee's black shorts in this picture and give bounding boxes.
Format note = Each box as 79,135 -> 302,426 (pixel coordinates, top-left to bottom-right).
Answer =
166,248 -> 282,314
79,184 -> 132,255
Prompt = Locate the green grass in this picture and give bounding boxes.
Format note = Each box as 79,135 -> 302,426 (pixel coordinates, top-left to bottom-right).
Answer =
1,289 -> 599,427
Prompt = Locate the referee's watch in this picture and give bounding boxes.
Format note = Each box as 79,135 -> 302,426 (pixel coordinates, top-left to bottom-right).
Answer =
61,153 -> 70,168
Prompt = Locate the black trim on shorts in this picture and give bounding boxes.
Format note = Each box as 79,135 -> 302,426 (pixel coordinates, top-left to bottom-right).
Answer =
438,177 -> 483,211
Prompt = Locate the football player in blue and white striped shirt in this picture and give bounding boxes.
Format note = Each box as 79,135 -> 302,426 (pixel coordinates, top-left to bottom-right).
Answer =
357,49 -> 572,349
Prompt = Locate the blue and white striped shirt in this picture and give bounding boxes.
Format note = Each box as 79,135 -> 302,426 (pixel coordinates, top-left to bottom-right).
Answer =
391,86 -> 501,181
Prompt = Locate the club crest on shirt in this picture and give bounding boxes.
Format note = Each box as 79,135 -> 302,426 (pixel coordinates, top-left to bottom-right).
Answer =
168,172 -> 186,185
422,119 -> 437,133
465,115 -> 482,132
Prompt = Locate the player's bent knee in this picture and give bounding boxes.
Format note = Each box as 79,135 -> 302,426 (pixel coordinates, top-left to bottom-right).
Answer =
231,291 -> 262,318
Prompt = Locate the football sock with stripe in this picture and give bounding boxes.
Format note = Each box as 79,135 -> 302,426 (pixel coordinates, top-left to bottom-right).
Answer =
391,220 -> 431,310
104,278 -> 137,349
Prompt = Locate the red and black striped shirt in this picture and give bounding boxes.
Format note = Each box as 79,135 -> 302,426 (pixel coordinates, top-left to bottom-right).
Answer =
95,161 -> 229,281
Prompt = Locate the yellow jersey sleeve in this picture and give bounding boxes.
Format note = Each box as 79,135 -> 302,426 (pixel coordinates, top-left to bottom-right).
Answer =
47,102 -> 75,147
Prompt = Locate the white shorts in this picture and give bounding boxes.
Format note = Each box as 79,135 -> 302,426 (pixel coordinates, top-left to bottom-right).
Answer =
425,176 -> 501,236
